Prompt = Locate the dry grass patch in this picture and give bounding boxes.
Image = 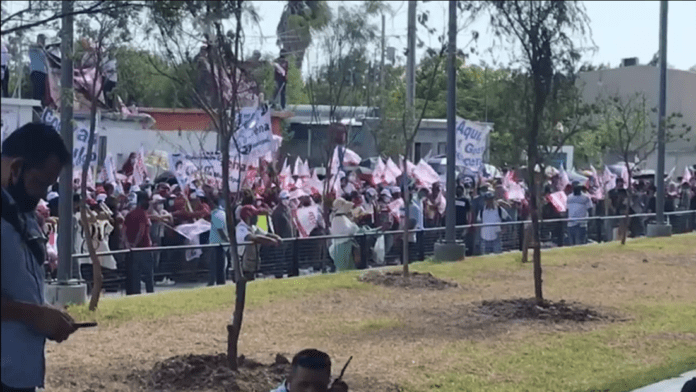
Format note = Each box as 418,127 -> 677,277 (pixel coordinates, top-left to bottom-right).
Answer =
46,234 -> 696,392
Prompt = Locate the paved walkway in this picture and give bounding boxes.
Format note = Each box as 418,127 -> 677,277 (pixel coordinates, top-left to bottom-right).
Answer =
632,370 -> 695,392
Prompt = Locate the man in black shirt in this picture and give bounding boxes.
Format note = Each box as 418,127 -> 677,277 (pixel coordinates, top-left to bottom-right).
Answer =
455,185 -> 471,226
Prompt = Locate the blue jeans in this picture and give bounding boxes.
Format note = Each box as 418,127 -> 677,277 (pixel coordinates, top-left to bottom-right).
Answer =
208,246 -> 228,286
568,225 -> 587,245
482,237 -> 502,255
132,252 -> 154,294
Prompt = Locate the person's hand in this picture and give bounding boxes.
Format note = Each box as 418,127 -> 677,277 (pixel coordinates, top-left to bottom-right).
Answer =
34,305 -> 77,343
329,380 -> 348,392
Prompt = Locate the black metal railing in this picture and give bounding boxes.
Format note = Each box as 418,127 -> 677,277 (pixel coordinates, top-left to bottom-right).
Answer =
61,210 -> 695,296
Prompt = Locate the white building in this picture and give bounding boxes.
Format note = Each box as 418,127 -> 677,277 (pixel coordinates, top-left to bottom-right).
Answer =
576,64 -> 696,177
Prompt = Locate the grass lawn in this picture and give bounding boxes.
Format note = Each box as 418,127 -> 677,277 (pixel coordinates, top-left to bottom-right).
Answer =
56,234 -> 696,392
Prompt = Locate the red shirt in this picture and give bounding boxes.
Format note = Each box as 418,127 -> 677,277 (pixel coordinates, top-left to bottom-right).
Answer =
124,207 -> 152,248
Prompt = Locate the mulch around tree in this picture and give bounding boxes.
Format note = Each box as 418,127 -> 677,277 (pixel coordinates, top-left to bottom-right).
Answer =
358,270 -> 459,290
473,298 -> 621,323
130,353 -> 291,391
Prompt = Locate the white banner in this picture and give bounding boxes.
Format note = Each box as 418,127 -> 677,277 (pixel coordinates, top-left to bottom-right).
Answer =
230,104 -> 273,165
169,150 -> 249,190
41,108 -> 98,167
103,153 -> 124,194
455,118 -> 491,170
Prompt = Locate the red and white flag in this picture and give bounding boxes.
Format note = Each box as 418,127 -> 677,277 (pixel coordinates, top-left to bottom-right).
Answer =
587,165 -> 604,200
559,165 -> 570,191
413,159 -> 440,188
302,170 -> 323,195
546,191 -> 567,213
330,146 -> 361,173
132,146 -> 148,186
372,158 -> 386,185
681,166 -> 691,184
385,157 -> 403,180
292,206 -> 319,238
603,165 -> 617,192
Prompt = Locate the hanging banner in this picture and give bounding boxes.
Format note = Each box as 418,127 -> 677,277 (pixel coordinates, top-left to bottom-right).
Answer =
230,104 -> 273,165
41,108 -> 98,167
455,118 -> 492,170
169,150 -> 250,190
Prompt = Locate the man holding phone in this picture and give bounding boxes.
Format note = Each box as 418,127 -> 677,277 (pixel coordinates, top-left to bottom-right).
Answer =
1,123 -> 78,392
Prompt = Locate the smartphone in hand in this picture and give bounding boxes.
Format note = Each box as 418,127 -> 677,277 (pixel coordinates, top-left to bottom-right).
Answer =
74,322 -> 98,328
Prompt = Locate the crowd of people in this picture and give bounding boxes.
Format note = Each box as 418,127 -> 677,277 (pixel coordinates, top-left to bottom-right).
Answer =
32,151 -> 695,296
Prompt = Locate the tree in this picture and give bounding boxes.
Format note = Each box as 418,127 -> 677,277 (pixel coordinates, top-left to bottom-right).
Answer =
1,1 -> 145,35
276,0 -> 331,72
597,92 -> 691,244
74,1 -> 142,311
484,0 -> 593,305
147,0 -> 259,370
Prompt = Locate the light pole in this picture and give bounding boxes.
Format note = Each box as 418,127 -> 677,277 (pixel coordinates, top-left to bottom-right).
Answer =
648,0 -> 671,238
434,0 -> 465,261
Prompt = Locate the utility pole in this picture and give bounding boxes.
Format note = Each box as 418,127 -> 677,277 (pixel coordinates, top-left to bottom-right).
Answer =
52,0 -> 86,305
648,0 -> 671,238
57,0 -> 74,285
434,0 -> 465,261
380,13 -> 386,114
406,0 -> 416,159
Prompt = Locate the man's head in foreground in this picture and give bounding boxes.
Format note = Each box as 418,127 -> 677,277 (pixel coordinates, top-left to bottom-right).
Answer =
1,122 -> 70,212
287,349 -> 332,392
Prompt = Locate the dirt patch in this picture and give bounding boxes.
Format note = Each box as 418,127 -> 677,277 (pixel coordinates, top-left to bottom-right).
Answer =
358,270 -> 458,290
130,353 -> 290,391
474,298 -> 619,323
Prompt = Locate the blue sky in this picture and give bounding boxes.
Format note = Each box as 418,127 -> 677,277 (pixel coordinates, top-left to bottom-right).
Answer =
246,1 -> 696,74
6,1 -> 695,74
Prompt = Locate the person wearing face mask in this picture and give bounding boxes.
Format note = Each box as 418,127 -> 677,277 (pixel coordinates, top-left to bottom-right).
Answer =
2,123 -> 77,392
124,192 -> 155,294
120,152 -> 137,177
271,190 -> 296,276
149,195 -> 173,282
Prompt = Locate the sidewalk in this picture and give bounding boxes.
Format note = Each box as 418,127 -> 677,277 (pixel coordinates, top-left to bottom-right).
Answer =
632,370 -> 695,392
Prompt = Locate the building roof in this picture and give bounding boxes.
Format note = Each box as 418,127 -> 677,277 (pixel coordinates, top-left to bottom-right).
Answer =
286,104 -> 379,125
137,107 -> 294,131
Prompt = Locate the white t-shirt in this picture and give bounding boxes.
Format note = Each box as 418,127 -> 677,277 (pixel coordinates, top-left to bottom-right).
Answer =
235,221 -> 251,257
480,207 -> 506,241
567,194 -> 593,227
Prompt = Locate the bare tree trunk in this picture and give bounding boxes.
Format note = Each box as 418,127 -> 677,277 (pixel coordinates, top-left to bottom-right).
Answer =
84,105 -> 103,311
530,93 -> 544,306
225,1 -> 245,370
82,51 -> 104,311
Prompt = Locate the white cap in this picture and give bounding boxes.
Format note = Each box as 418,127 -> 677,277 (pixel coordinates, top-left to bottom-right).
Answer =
47,192 -> 59,202
390,186 -> 401,194
196,189 -> 205,198
152,194 -> 165,203
380,189 -> 392,197
96,193 -> 107,203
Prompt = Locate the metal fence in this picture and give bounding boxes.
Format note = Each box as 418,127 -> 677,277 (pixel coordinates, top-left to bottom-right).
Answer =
65,210 -> 696,296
